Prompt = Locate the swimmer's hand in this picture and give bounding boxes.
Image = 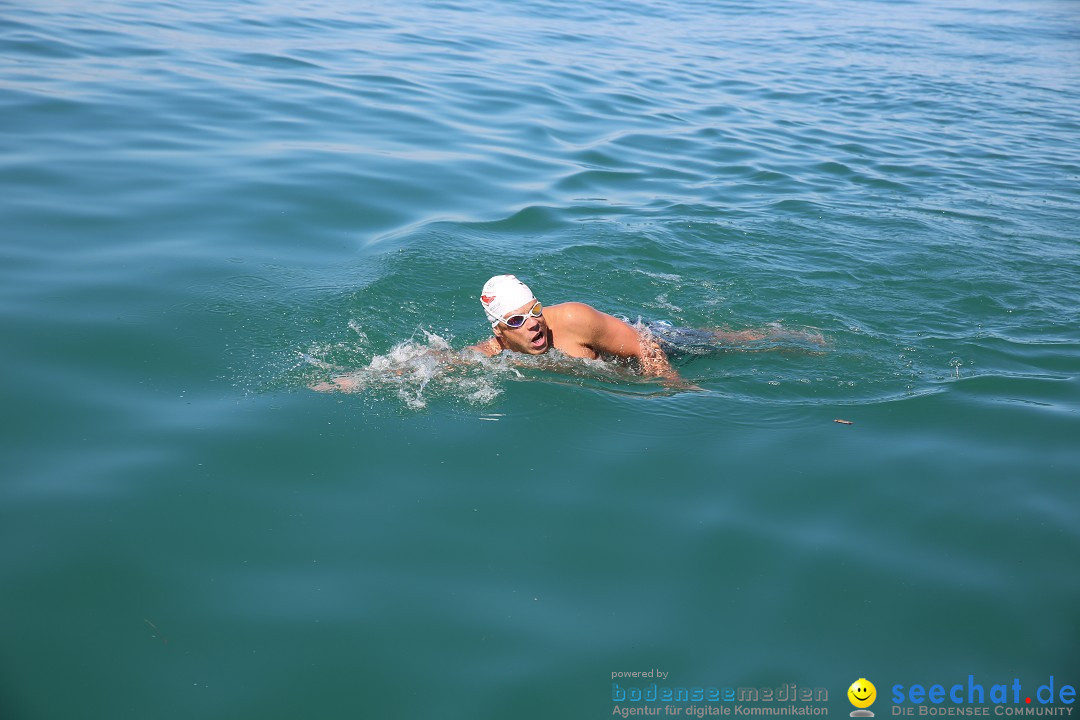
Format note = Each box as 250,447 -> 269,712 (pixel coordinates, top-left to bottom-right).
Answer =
310,376 -> 361,393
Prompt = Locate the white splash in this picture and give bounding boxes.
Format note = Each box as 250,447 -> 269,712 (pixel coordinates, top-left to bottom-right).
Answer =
305,331 -> 513,409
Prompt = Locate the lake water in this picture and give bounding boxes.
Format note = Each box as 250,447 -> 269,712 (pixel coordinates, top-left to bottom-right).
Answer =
2,0 -> 1079,718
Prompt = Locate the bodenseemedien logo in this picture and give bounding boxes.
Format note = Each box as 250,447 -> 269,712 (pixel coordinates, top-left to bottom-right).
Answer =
849,678 -> 877,717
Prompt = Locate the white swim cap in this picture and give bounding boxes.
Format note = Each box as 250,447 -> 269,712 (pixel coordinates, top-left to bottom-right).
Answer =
480,274 -> 535,326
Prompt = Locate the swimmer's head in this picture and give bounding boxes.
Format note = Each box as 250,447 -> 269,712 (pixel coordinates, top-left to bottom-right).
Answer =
481,275 -> 534,326
481,275 -> 550,354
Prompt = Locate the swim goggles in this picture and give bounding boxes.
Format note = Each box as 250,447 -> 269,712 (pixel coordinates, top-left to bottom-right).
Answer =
498,301 -> 543,328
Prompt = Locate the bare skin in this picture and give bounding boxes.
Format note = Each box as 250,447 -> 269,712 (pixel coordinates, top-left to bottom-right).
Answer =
467,299 -> 685,384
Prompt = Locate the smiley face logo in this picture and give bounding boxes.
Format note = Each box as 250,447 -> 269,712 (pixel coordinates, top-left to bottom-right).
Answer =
848,678 -> 876,716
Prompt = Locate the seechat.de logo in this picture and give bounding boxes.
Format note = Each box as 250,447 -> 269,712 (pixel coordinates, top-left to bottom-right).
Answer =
849,678 -> 877,717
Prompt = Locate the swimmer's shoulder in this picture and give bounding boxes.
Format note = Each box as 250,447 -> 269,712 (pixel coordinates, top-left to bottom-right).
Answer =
546,301 -> 595,316
545,301 -> 602,331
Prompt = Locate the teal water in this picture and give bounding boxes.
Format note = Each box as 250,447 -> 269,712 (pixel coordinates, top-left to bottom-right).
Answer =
2,0 -> 1079,718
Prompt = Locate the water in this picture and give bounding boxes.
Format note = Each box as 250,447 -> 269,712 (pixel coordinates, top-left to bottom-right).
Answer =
2,0 -> 1079,717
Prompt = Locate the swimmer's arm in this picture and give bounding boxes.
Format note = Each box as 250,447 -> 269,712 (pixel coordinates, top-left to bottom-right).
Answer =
567,303 -> 687,385
311,344 -> 493,393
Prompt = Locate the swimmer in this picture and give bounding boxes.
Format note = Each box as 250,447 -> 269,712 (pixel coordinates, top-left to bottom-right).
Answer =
311,274 -> 821,393
466,274 -> 683,382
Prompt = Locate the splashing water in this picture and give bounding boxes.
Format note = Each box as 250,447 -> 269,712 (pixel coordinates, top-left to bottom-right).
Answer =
303,331 -> 514,409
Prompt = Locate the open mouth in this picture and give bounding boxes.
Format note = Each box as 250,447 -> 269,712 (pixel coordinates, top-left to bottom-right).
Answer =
529,330 -> 547,350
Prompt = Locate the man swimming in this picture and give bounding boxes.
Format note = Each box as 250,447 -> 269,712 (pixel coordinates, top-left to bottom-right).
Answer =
467,274 -> 680,381
311,274 -> 814,393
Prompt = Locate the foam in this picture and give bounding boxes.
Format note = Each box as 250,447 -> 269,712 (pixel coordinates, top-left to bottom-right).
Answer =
304,331 -> 513,409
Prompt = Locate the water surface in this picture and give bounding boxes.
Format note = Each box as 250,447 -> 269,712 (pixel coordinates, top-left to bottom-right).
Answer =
2,0 -> 1079,718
